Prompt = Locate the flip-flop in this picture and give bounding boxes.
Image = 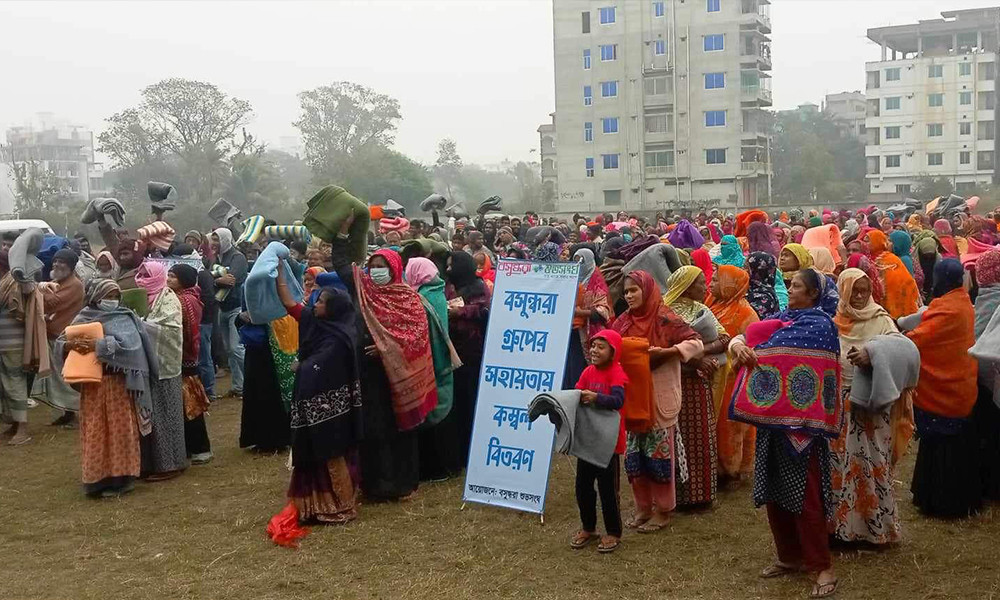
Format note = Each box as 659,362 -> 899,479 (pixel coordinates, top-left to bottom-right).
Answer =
625,515 -> 651,529
810,579 -> 839,598
637,519 -> 668,534
570,531 -> 598,549
597,537 -> 621,553
760,563 -> 800,579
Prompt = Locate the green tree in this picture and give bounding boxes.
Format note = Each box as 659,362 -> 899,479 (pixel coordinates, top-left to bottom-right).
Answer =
912,176 -> 955,200
771,110 -> 865,205
293,82 -> 402,179
221,153 -> 295,224
339,147 -> 432,214
434,138 -> 463,201
8,159 -> 70,213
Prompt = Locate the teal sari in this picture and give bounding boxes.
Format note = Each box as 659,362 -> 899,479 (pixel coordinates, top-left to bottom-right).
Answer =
417,277 -> 457,425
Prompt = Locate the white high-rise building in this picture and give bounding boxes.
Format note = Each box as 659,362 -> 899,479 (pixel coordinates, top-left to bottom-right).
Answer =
550,0 -> 772,215
864,7 -> 1000,201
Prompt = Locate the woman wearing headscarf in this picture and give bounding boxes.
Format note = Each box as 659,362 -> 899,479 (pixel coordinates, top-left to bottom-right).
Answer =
828,269 -> 913,544
57,279 -> 156,497
808,247 -> 837,278
611,270 -> 703,531
167,264 -> 212,465
846,254 -> 885,306
473,250 -> 495,295
972,250 -> 1000,500
662,266 -> 726,507
135,261 -> 188,479
866,230 -> 921,320
95,251 -> 119,280
778,243 -> 813,284
355,249 -> 437,500
445,251 -> 491,468
713,234 -> 745,268
690,248 -> 714,286
934,219 -> 961,258
747,221 -> 779,259
404,257 -> 462,481
746,252 -> 780,319
667,220 -> 704,250
729,268 -> 840,598
706,265 -> 760,484
906,259 -> 981,518
889,230 -> 916,276
303,266 -> 325,297
566,248 -> 612,387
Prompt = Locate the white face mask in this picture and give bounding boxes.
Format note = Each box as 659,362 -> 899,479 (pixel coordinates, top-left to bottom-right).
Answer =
370,267 -> 392,285
98,299 -> 119,311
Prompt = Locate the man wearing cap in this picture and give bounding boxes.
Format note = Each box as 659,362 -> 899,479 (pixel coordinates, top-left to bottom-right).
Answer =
37,249 -> 86,427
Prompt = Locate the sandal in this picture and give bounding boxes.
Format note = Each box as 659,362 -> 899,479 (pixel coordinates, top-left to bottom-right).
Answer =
760,563 -> 800,579
625,514 -> 651,529
570,530 -> 597,549
810,578 -> 839,598
597,535 -> 621,553
637,517 -> 668,534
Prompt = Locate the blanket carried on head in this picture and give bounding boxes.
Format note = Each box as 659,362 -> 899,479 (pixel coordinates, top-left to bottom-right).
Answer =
244,242 -> 304,325
303,185 -> 371,262
528,389 -> 621,468
263,225 -> 312,244
137,221 -> 176,252
235,215 -> 266,246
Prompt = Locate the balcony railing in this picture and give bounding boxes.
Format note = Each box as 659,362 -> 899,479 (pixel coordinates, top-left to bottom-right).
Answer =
645,165 -> 676,177
741,161 -> 770,173
741,85 -> 772,103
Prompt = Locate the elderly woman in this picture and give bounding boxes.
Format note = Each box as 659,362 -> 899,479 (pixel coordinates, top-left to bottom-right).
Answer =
58,279 -> 156,497
906,259 -> 981,518
611,270 -> 703,532
662,265 -> 728,507
135,261 -> 188,479
829,269 -> 914,544
729,268 -> 840,598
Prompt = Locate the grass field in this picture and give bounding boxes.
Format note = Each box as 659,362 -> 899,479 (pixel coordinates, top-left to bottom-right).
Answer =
2,379 -> 1000,600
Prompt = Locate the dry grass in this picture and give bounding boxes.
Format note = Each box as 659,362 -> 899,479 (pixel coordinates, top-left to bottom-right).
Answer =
2,379 -> 1000,600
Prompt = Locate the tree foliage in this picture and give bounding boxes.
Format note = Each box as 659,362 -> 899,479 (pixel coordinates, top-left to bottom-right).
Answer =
771,110 -> 866,205
339,147 -> 432,215
8,160 -> 70,213
434,138 -> 463,201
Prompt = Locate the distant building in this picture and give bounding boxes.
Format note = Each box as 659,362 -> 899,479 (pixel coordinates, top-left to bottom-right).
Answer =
865,7 -> 1000,201
538,112 -> 558,206
824,91 -> 867,139
551,0 -> 773,214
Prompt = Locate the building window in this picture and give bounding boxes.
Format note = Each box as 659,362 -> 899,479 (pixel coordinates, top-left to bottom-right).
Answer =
654,40 -> 666,55
600,80 -> 618,98
644,76 -> 669,95
928,93 -> 944,107
927,123 -> 943,137
705,110 -> 726,127
928,64 -> 943,78
961,122 -> 972,135
645,150 -> 675,168
583,49 -> 591,69
704,34 -> 724,52
979,151 -> 995,170
980,62 -> 996,80
960,91 -> 972,105
582,11 -> 590,33
645,113 -> 671,133
603,190 -> 622,206
885,126 -> 900,139
960,62 -> 972,76
979,120 -> 995,140
584,85 -> 593,106
602,117 -> 619,134
928,153 -> 943,166
885,97 -> 901,110
584,122 -> 593,142
961,151 -> 972,165
885,155 -> 901,168
707,0 -> 720,12
706,148 -> 727,164
705,72 -> 725,89
600,44 -> 617,61
654,1 -> 665,17
956,181 -> 978,193
585,157 -> 595,177
896,184 -> 911,195
980,91 -> 996,110
885,67 -> 901,81
602,153 -> 620,169
599,6 -> 616,24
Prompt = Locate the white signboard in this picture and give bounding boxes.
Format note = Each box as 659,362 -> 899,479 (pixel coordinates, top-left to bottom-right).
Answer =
462,259 -> 580,514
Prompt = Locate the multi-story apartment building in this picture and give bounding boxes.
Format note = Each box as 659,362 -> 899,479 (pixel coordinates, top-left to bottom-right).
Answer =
551,0 -> 772,215
864,8 -> 1000,202
825,91 -> 867,140
538,112 -> 558,206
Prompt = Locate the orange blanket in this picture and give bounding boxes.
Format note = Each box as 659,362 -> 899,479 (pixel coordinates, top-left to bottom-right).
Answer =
907,288 -> 977,418
619,337 -> 654,433
63,322 -> 104,384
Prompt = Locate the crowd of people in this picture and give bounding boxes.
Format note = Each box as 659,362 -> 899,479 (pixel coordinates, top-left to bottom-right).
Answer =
3,190 -> 1000,598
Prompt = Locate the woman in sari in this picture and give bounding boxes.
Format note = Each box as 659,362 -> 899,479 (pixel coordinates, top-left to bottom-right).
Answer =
355,249 -> 437,500
934,219 -> 961,258
973,250 -> 1000,500
135,261 -> 188,479
729,268 -> 839,598
889,230 -> 916,276
166,264 -> 212,465
866,230 -> 921,320
445,251 -> 492,467
58,279 -> 156,497
566,248 -> 612,387
829,269 -> 913,544
713,234 -> 745,268
405,257 -> 463,481
661,266 -> 723,507
778,243 -> 813,285
611,270 -> 703,531
706,265 -> 760,485
746,252 -> 780,319
907,259 -> 981,517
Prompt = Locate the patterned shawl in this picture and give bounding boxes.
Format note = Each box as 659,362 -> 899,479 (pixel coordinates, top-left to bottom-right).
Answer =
174,285 -> 202,368
746,252 -> 779,319
355,249 -> 438,431
143,287 -> 183,380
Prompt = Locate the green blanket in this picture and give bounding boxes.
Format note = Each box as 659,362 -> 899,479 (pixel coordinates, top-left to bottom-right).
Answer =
302,185 -> 371,262
418,277 -> 455,426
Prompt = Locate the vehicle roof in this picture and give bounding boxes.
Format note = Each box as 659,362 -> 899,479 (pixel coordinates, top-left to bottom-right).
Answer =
0,219 -> 55,233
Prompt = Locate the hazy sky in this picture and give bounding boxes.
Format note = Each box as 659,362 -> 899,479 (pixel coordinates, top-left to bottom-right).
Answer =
1,0 -> 998,166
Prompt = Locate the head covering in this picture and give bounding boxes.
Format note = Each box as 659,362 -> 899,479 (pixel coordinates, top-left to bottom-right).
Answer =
52,248 -> 79,270
889,230 -> 915,274
934,219 -> 953,236
781,243 -> 813,278
137,221 -> 176,252
84,277 -> 120,307
706,265 -> 757,336
933,258 -> 965,298
842,219 -> 861,242
95,250 -> 119,280
834,269 -> 895,344
184,230 -> 203,245
976,249 -> 1000,287
667,220 -> 704,249
574,248 -> 598,286
662,265 -> 703,307
690,248 -> 714,286
714,235 -> 745,268
808,216 -> 823,228
865,230 -> 889,258
808,247 -> 837,276
612,270 -> 696,350
734,210 -> 768,237
404,257 -> 439,290
447,251 -> 487,300
846,253 -> 884,304
213,228 -> 234,254
746,252 -> 780,319
746,221 -> 778,258
135,260 -> 167,305
800,224 -> 843,264
169,263 -> 198,289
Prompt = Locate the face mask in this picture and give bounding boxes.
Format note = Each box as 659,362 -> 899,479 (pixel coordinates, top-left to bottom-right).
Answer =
370,267 -> 392,285
98,299 -> 119,311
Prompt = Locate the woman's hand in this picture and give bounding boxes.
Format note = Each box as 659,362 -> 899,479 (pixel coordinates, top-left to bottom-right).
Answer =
846,346 -> 871,368
365,344 -> 380,359
731,342 -> 758,370
70,338 -> 96,354
580,390 -> 598,405
696,356 -> 719,378
238,311 -> 251,324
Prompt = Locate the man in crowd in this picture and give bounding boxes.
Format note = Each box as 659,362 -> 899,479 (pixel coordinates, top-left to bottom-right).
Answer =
38,249 -> 85,427
211,228 -> 247,398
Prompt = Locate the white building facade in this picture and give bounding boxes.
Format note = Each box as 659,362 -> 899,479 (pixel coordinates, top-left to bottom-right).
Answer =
551,0 -> 772,215
825,91 -> 867,140
865,8 -> 1000,201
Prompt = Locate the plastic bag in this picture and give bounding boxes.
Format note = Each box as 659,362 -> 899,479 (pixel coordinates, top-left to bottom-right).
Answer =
266,502 -> 310,548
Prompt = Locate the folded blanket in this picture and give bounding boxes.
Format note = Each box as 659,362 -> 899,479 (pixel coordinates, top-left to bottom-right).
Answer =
302,185 -> 371,262
235,215 -> 266,246
245,241 -> 304,324
379,217 -> 410,234
478,195 -> 502,215
850,333 -> 920,411
10,228 -> 44,282
690,308 -> 726,366
528,389 -> 621,468
210,265 -> 231,302
619,337 -> 654,433
384,199 -> 405,216
525,226 -> 566,246
208,198 -> 242,227
137,221 -> 176,252
81,197 -> 126,227
623,244 -> 682,294
444,202 -> 468,219
120,288 -> 149,318
421,194 -> 447,212
147,181 -> 177,212
63,322 -> 104,384
263,225 -> 312,244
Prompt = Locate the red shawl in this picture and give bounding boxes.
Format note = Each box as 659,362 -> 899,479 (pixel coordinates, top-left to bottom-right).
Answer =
355,249 -> 438,431
175,285 -> 203,368
611,270 -> 697,349
691,248 -> 714,285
